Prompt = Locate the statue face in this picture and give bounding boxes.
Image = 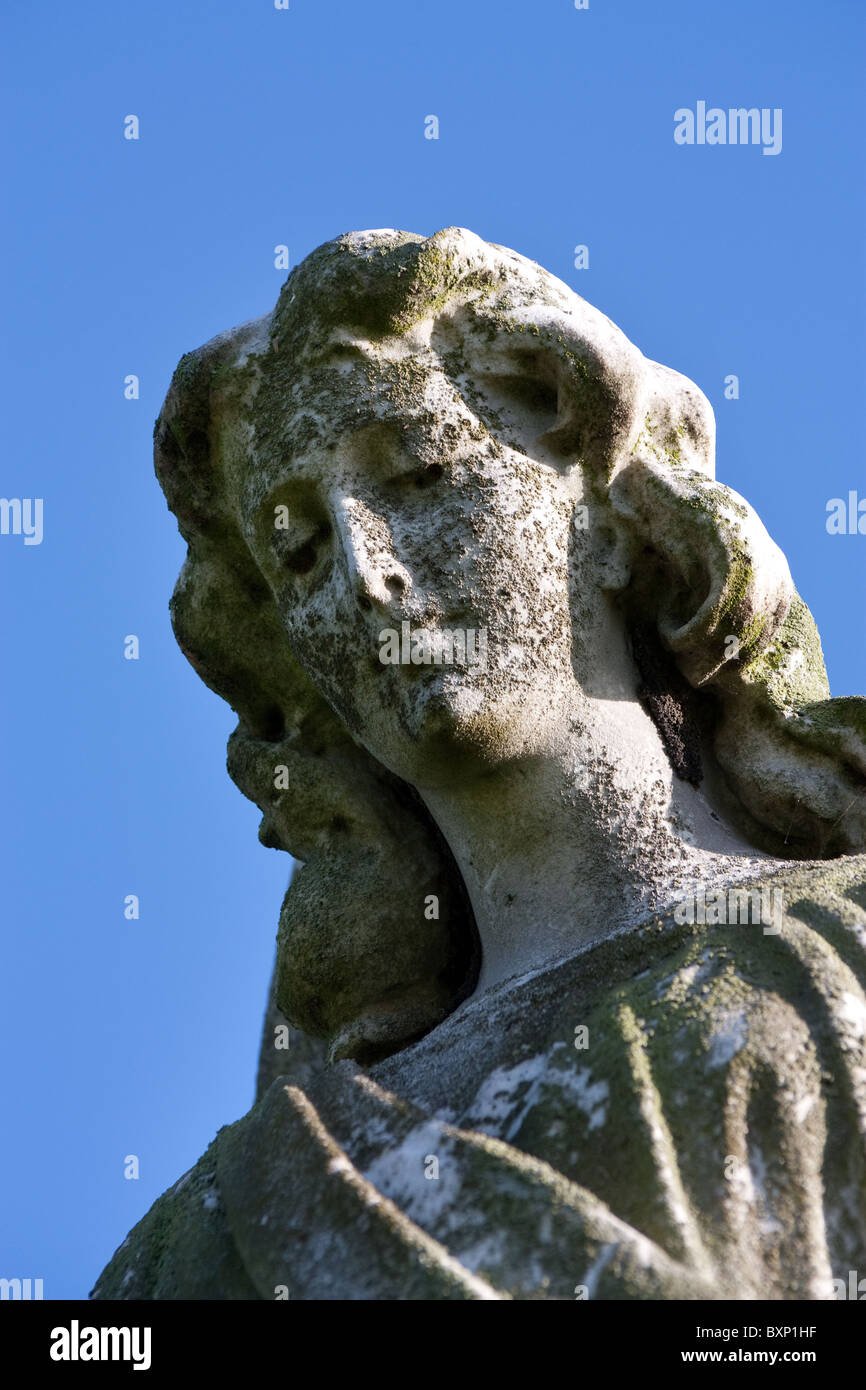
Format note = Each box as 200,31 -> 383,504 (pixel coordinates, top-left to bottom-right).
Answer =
242,324 -> 615,788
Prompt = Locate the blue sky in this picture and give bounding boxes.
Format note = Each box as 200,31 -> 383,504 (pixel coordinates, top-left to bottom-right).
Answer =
2,0 -> 863,1298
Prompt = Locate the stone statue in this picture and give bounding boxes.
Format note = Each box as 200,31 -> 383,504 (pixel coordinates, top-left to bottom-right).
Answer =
92,229 -> 866,1301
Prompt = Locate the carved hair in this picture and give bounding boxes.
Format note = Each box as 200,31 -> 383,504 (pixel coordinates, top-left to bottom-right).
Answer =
154,228 -> 866,1061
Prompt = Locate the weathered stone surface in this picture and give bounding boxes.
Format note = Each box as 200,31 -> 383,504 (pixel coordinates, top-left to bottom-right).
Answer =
93,858 -> 866,1300
92,229 -> 866,1300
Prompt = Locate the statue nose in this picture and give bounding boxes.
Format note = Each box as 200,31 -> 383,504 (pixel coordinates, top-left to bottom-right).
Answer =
334,495 -> 412,614
354,560 -> 413,615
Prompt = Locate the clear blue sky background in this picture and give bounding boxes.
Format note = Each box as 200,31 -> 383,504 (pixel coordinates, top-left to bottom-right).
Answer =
2,0 -> 863,1299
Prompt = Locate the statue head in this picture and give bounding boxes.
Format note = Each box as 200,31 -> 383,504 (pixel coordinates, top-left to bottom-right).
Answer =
155,227 -> 866,1062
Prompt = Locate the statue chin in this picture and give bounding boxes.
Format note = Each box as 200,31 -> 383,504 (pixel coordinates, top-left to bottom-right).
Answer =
91,226 -> 866,1303
374,696 -> 560,792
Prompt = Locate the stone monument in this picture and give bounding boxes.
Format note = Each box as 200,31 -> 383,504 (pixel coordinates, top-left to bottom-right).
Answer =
92,228 -> 866,1300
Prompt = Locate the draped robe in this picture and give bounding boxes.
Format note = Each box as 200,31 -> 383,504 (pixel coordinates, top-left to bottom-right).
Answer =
91,857 -> 866,1301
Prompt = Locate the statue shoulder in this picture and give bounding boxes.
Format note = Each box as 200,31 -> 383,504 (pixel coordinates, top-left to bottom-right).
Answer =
90,855 -> 866,1301
89,1134 -> 258,1301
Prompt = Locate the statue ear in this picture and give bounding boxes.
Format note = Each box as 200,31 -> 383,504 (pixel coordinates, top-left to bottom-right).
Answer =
610,460 -> 794,686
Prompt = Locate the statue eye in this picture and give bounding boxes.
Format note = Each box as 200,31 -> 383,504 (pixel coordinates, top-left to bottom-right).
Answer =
472,364 -> 561,448
388,461 -> 445,492
413,463 -> 444,489
488,374 -> 559,420
271,518 -> 332,576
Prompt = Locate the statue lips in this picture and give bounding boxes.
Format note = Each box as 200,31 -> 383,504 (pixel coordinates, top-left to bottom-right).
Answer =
369,625 -> 487,746
382,616 -> 489,680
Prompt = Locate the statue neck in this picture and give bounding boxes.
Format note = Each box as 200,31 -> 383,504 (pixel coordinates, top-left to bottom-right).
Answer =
419,690 -> 774,993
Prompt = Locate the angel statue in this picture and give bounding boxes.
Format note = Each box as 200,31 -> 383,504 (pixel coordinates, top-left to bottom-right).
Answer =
92,228 -> 866,1301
